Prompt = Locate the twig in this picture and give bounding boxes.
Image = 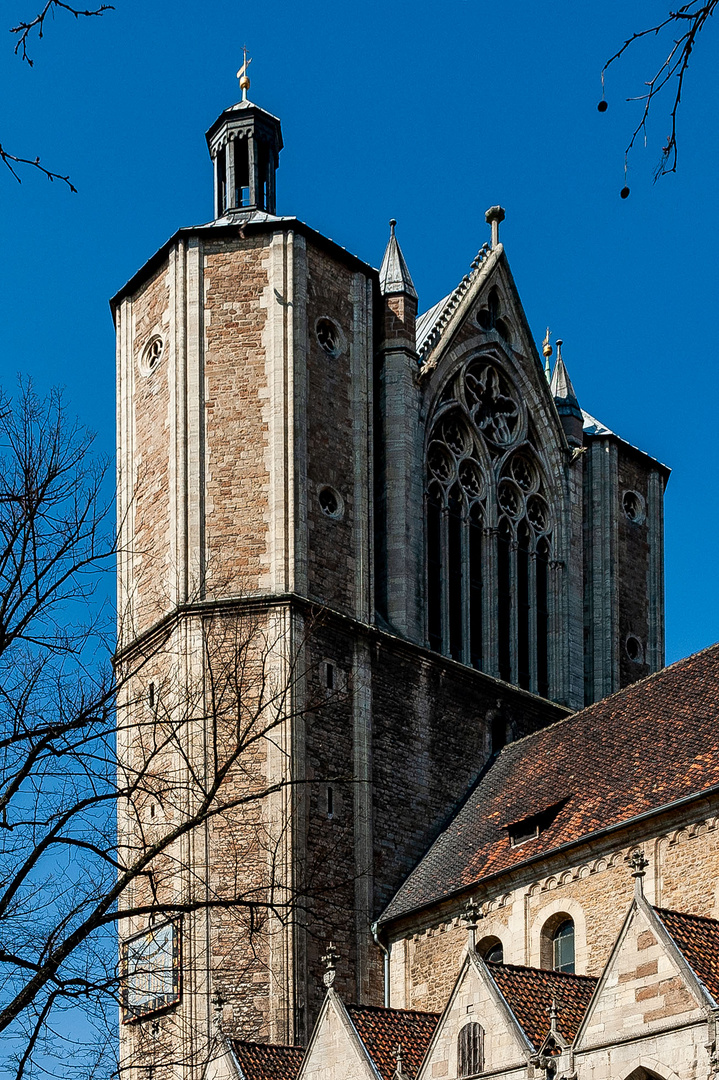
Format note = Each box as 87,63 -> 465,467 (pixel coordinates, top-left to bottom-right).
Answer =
11,1 -> 113,66
0,144 -> 77,191
602,1 -> 718,179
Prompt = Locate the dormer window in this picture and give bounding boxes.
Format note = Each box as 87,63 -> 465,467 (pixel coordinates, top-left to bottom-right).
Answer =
505,797 -> 570,848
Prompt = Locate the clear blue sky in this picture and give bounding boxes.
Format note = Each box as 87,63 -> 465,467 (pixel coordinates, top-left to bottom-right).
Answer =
0,0 -> 716,666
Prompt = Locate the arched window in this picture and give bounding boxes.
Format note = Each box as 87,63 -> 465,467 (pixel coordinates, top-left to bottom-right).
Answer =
552,919 -> 575,973
478,936 -> 504,964
424,358 -> 554,697
458,1022 -> 484,1077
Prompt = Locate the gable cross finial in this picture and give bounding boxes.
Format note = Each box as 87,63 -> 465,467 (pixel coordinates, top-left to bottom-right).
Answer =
462,896 -> 483,950
322,941 -> 340,988
548,996 -> 558,1035
237,44 -> 252,101
629,849 -> 649,896
211,988 -> 225,1034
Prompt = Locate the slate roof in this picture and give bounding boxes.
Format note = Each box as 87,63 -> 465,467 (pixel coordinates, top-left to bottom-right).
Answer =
231,1040 -> 304,1080
346,1003 -> 439,1080
655,907 -> 719,1003
379,226 -> 417,298
489,962 -> 597,1049
381,644 -> 719,924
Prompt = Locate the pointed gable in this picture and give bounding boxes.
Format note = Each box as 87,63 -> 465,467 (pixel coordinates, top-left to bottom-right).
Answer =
298,993 -> 438,1080
575,901 -> 706,1052
417,953 -> 533,1080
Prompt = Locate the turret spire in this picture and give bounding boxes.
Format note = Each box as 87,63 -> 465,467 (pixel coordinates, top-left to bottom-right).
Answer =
549,339 -> 584,447
379,219 -> 417,299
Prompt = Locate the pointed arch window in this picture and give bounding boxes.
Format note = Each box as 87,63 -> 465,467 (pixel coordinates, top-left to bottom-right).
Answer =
458,1022 -> 484,1077
425,357 -> 554,696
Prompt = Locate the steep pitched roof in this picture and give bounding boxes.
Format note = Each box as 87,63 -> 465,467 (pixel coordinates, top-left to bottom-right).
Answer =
346,1004 -> 439,1080
381,643 -> 719,924
489,963 -> 597,1049
414,243 -> 494,359
231,1040 -> 304,1080
655,907 -> 719,1002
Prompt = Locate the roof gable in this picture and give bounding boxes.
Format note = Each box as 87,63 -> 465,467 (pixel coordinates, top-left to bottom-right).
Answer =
417,951 -> 532,1080
296,992 -> 379,1080
417,245 -> 570,464
575,899 -> 706,1053
381,643 -> 719,924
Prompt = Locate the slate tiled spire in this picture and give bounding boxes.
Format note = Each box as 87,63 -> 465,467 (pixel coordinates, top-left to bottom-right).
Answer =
379,220 -> 417,299
550,340 -> 584,446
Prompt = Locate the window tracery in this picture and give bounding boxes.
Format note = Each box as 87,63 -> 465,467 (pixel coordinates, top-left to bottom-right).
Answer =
425,355 -> 553,696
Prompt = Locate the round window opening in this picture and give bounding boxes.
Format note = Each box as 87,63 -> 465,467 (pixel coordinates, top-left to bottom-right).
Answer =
318,486 -> 344,520
622,490 -> 645,524
625,635 -> 644,664
316,318 -> 342,357
140,336 -> 164,376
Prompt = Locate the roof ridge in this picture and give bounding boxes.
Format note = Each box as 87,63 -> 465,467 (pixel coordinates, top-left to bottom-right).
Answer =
416,242 -> 492,360
489,961 -> 598,983
346,1002 -> 440,1018
232,1039 -> 304,1048
492,640 -> 719,758
655,905 -> 719,927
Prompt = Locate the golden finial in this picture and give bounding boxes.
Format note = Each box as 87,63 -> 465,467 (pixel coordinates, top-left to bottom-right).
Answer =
237,44 -> 252,101
542,327 -> 553,383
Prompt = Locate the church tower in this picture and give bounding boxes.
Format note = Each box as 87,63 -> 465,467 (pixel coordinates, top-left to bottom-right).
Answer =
113,69 -> 667,1078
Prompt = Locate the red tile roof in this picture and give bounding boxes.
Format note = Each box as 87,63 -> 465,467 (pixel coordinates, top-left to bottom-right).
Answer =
231,1040 -> 304,1080
346,1003 -> 440,1080
655,906 -> 719,1003
381,644 -> 719,923
489,963 -> 597,1049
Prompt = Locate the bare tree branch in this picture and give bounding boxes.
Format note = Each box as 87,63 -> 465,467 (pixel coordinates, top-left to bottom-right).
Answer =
601,2 -> 718,184
10,1 -> 113,65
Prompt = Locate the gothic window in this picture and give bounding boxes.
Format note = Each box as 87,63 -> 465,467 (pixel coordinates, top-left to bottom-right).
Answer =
458,1022 -> 484,1077
425,357 -> 554,695
552,919 -> 575,973
426,411 -> 487,669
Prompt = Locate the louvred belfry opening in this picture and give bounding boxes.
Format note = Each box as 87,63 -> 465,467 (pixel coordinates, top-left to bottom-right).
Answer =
206,94 -> 283,218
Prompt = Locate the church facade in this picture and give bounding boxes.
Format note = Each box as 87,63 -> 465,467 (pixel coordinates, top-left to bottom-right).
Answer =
112,78 -> 680,1080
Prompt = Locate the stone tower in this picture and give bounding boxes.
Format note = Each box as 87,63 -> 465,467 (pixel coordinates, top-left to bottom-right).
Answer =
113,78 -> 668,1077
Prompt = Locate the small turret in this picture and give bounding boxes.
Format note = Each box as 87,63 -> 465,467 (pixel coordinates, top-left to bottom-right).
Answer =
550,340 -> 584,447
205,54 -> 283,219
379,219 -> 417,347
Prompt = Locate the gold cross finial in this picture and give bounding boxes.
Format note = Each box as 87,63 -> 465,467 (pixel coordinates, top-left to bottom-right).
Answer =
237,44 -> 252,101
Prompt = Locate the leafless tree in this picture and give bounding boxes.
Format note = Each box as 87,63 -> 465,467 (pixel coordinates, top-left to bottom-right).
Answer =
600,2 -> 717,187
0,382 -> 351,1079
2,1 -> 112,190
